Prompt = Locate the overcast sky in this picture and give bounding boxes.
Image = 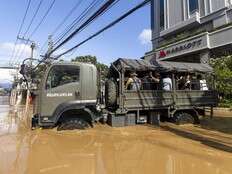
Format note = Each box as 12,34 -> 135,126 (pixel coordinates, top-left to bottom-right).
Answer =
0,69 -> 15,82
0,0 -> 152,81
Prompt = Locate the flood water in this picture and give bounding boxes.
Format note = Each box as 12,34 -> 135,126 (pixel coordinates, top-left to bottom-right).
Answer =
0,97 -> 232,174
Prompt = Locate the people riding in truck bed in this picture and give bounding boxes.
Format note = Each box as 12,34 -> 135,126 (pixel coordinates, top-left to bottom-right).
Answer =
162,74 -> 172,91
125,71 -> 208,91
142,71 -> 160,90
184,74 -> 191,90
197,74 -> 208,91
125,72 -> 142,90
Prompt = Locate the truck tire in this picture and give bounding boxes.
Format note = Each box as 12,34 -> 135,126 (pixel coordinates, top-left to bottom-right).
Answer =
173,112 -> 195,125
105,79 -> 117,107
57,117 -> 90,131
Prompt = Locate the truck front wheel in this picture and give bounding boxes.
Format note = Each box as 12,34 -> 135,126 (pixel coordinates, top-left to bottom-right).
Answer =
57,109 -> 93,131
57,117 -> 90,131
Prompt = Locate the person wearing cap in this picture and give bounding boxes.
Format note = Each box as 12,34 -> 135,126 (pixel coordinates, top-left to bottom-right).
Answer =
150,71 -> 160,90
142,71 -> 161,90
125,72 -> 141,90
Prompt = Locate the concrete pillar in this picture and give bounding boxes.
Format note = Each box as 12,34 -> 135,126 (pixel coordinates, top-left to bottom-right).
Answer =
151,0 -> 161,50
149,111 -> 160,126
200,50 -> 210,63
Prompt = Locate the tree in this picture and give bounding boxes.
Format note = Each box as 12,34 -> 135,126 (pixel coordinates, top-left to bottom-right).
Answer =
210,55 -> 232,101
71,55 -> 109,98
32,63 -> 50,83
71,55 -> 109,79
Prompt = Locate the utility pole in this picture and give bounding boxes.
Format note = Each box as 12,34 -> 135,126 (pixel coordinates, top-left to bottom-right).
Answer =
46,35 -> 54,63
25,41 -> 36,112
48,35 -> 54,52
17,36 -> 34,44
17,36 -> 36,66
30,42 -> 36,66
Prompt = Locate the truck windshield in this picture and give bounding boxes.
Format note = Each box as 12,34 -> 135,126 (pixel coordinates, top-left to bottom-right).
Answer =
46,65 -> 80,89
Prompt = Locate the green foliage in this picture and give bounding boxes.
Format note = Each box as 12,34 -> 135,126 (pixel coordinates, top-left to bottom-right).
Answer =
71,55 -> 97,64
71,55 -> 109,79
32,63 -> 50,83
71,55 -> 109,97
218,98 -> 232,109
210,56 -> 232,102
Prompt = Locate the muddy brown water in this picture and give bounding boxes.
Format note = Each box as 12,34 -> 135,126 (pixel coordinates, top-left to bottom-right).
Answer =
0,104 -> 232,174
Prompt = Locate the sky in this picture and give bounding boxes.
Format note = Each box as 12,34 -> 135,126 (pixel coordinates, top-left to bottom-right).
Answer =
0,0 -> 152,80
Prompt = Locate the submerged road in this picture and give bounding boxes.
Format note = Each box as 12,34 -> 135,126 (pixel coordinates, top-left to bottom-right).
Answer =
0,97 -> 232,174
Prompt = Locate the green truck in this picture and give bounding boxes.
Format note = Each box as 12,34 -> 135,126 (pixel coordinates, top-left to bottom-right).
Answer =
31,58 -> 218,129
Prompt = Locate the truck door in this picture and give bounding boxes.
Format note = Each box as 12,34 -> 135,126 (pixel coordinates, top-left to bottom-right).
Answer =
40,64 -> 81,122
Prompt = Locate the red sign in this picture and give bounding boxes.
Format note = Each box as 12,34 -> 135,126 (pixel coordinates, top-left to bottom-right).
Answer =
158,39 -> 202,59
159,50 -> 166,58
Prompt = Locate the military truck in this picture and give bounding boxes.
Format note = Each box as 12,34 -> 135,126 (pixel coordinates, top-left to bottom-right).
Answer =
31,58 -> 218,129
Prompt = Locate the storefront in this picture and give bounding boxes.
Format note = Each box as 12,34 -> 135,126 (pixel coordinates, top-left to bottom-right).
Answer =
144,25 -> 232,63
147,0 -> 232,63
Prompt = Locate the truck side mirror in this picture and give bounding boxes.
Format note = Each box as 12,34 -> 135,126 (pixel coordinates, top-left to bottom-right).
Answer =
19,64 -> 26,75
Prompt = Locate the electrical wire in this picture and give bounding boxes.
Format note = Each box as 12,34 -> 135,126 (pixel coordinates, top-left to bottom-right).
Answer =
16,0 -> 57,65
13,0 -> 44,65
39,0 -> 84,54
23,0 -> 44,37
60,0 -> 120,58
48,0 -> 117,57
9,0 -> 32,65
54,0 -> 119,48
55,0 -> 151,59
51,0 -> 84,37
53,0 -> 101,47
29,0 -> 56,38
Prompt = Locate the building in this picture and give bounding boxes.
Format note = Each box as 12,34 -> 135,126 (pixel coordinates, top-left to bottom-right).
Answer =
144,0 -> 232,63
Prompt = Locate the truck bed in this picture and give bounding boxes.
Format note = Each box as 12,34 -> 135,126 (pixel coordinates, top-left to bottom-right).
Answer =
123,90 -> 218,110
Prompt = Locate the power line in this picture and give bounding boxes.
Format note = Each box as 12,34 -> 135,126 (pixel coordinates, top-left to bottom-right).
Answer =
13,0 -> 44,64
53,0 -> 101,47
39,0 -> 84,54
51,0 -> 84,36
55,0 -> 151,59
29,0 -> 56,38
47,0 -> 117,57
23,0 -> 44,36
54,0 -> 119,48
15,0 -> 57,65
9,0 -> 32,65
56,0 -> 120,57
12,0 -> 43,65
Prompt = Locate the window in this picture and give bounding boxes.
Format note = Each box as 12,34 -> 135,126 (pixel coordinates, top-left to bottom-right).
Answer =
188,0 -> 199,15
204,0 -> 211,14
227,0 -> 232,6
199,0 -> 205,16
160,0 -> 165,30
46,65 -> 80,89
199,0 -> 211,16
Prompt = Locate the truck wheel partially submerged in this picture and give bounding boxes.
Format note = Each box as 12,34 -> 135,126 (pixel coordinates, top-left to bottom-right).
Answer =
32,58 -> 218,130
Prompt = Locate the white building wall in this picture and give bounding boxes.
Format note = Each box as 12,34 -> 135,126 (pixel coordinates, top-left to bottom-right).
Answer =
151,0 -> 232,50
211,0 -> 226,12
168,0 -> 184,27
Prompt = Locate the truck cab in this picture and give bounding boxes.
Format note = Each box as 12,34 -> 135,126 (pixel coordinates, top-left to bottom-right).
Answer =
34,62 -> 97,127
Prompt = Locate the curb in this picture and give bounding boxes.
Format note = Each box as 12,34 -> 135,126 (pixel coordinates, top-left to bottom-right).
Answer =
214,107 -> 232,112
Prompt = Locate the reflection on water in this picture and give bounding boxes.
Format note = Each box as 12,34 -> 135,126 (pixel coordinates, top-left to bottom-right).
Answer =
0,101 -> 232,174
